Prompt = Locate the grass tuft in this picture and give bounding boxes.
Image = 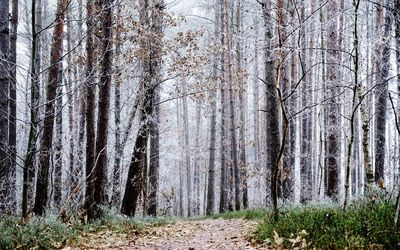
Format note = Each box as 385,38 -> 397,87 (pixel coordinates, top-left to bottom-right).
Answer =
251,198 -> 400,249
0,211 -> 174,249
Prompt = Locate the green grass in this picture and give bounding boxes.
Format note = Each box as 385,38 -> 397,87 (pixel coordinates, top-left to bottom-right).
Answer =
251,198 -> 400,249
0,212 -> 175,249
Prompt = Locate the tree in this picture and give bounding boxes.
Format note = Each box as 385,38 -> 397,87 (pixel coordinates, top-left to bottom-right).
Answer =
206,0 -> 220,216
147,0 -> 165,217
121,0 -> 164,217
8,0 -> 19,211
33,0 -> 67,216
374,0 -> 393,185
0,0 -> 10,212
84,0 -> 97,218
325,0 -> 340,201
261,0 -> 281,219
87,0 -> 114,220
219,0 -> 228,213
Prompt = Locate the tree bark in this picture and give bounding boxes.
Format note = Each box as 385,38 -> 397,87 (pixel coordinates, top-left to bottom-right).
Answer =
53,81 -> 63,208
8,0 -> 18,211
33,0 -> 67,215
89,0 -> 114,219
325,0 -> 340,201
374,0 -> 393,185
206,0 -> 219,215
0,0 -> 10,212
84,0 -> 96,216
261,0 -> 280,219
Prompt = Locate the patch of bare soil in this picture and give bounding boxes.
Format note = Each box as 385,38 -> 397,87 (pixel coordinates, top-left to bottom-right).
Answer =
67,218 -> 260,249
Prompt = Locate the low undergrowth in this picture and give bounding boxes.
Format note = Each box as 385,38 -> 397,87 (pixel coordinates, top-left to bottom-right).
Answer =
251,198 -> 400,249
0,212 -> 174,249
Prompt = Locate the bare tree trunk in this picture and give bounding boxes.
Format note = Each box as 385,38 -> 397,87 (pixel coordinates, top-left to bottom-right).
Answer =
111,4 -> 122,207
66,7 -> 76,202
181,79 -> 191,216
84,0 -> 96,216
89,0 -> 114,219
54,79 -> 63,208
206,1 -> 219,215
7,0 -> 18,211
253,17 -> 260,189
261,0 -> 280,219
0,0 -> 10,212
325,0 -> 340,201
193,102 -> 201,215
223,0 -> 240,211
33,0 -> 67,215
147,86 -> 160,216
23,0 -> 40,219
300,0 -> 312,203
374,0 -> 393,185
344,0 -> 360,209
236,0 -> 248,209
219,0 -> 227,213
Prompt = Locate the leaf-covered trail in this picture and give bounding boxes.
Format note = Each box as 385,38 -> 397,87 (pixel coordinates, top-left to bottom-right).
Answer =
133,218 -> 258,249
69,218 -> 260,249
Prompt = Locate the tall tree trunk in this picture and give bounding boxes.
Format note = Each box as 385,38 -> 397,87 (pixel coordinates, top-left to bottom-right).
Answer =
89,0 -> 114,219
219,0 -> 227,213
325,0 -> 340,201
193,102 -> 201,215
147,86 -> 160,216
23,0 -> 40,219
223,0 -> 240,211
236,0 -> 248,208
121,0 -> 164,217
54,79 -> 63,208
8,0 -> 18,211
261,0 -> 280,219
0,0 -> 10,212
111,4 -> 122,207
33,0 -> 67,215
253,17 -> 260,189
181,79 -> 191,216
84,0 -> 96,215
300,0 -> 312,203
206,0 -> 219,215
344,0 -> 360,209
66,6 -> 77,203
374,0 -> 393,185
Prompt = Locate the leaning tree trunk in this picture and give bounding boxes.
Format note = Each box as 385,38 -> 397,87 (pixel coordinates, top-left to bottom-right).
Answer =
33,0 -> 66,216
0,0 -> 10,212
121,0 -> 164,217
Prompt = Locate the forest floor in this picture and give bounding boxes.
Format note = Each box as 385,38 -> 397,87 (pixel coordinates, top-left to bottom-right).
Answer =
66,217 -> 260,249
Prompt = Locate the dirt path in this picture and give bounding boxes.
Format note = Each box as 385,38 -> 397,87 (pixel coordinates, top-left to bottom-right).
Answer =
70,218 -> 260,249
